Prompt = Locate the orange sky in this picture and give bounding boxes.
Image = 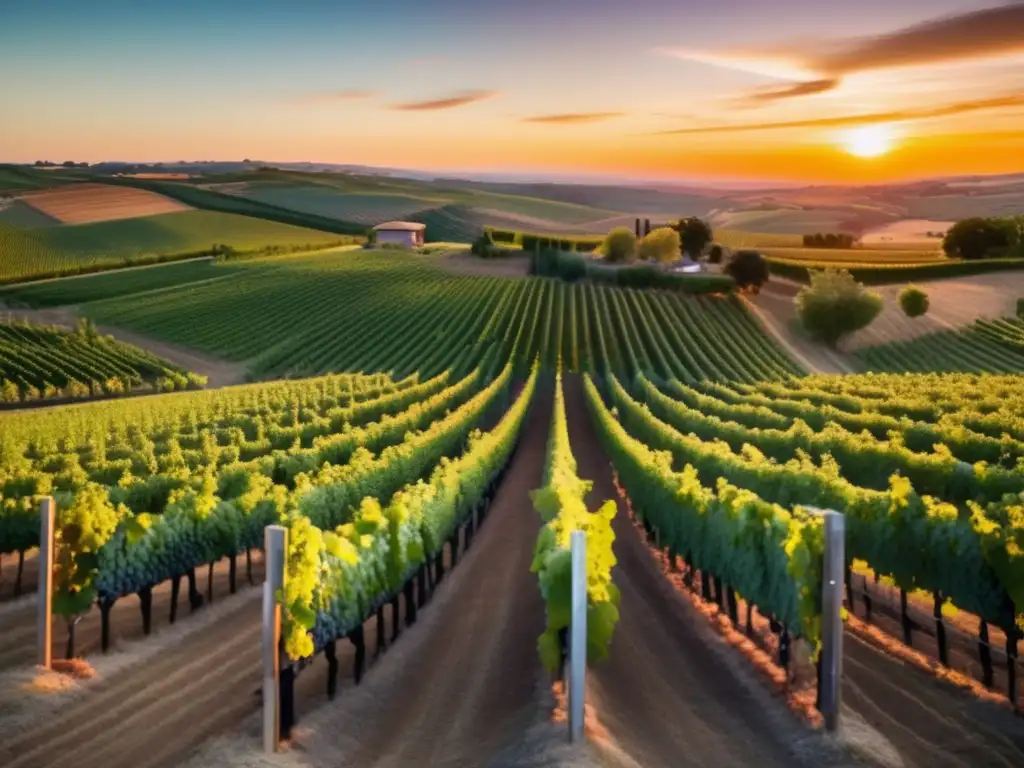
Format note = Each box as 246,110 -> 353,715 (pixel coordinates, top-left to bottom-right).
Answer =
2,1 -> 1024,184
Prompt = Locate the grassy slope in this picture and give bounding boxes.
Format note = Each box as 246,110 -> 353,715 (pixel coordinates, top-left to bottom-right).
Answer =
0,211 -> 350,283
0,200 -> 61,228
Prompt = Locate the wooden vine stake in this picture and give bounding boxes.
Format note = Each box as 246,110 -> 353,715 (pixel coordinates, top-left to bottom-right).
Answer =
262,525 -> 287,753
37,496 -> 55,669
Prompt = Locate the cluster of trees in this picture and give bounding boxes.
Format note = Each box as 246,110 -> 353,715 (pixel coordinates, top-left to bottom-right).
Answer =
32,160 -> 89,168
601,217 -> 716,264
943,216 -> 1024,260
796,271 -> 932,349
802,233 -> 858,248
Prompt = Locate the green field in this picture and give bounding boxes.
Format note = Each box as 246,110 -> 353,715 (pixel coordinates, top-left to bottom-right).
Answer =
0,200 -> 60,228
0,210 -> 356,284
0,258 -> 224,307
83,249 -> 799,382
0,319 -> 194,402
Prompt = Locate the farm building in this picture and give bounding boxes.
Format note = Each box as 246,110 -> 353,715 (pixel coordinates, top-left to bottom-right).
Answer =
373,221 -> 426,247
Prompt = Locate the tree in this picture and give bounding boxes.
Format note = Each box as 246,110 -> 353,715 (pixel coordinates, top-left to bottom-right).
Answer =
899,285 -> 929,318
600,227 -> 637,263
707,244 -> 725,264
724,250 -> 769,292
942,218 -> 1013,260
637,227 -> 681,263
676,217 -> 713,259
796,269 -> 883,348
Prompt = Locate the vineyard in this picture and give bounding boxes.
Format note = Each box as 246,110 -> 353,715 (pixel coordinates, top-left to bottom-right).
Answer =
2,240 -> 1024,765
0,211 -> 355,284
0,319 -> 198,403
77,250 -> 799,383
858,316 -> 1024,373
0,259 -> 225,308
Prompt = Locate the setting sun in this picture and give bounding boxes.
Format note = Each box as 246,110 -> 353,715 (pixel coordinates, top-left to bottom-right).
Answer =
841,124 -> 896,158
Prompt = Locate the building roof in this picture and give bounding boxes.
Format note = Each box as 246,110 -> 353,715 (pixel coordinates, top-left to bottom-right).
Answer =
373,221 -> 426,232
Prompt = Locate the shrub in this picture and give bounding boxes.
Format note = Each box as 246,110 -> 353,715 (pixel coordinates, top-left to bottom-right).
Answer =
943,217 -> 1014,260
1,380 -> 18,403
600,227 -> 637,263
708,244 -> 725,264
899,285 -> 929,318
724,250 -> 769,291
637,227 -> 681,263
675,217 -> 713,259
1017,298 -> 1024,318
796,269 -> 883,348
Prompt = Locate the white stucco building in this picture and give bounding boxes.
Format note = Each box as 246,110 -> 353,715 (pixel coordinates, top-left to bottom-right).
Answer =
373,221 -> 426,247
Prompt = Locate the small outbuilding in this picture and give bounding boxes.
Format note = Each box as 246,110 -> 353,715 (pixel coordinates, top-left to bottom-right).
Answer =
373,221 -> 426,248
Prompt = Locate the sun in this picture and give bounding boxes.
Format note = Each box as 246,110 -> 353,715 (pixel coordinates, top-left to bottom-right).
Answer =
841,124 -> 895,158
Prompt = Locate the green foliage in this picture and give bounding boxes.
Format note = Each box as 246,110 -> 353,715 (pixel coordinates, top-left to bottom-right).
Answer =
899,285 -> 930,318
588,374 -> 825,647
53,484 -> 124,618
530,370 -> 619,671
675,217 -> 713,258
638,227 -> 681,264
767,256 -> 1024,286
609,372 -> 1024,631
600,227 -> 637,263
724,250 -> 769,291
0,319 -> 190,402
796,269 -> 883,348
943,217 -> 1015,260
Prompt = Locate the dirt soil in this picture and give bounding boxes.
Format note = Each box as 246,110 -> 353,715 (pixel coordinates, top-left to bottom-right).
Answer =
0,553 -> 265,673
0,303 -> 247,388
745,283 -> 857,374
432,250 -> 532,279
16,183 -> 191,224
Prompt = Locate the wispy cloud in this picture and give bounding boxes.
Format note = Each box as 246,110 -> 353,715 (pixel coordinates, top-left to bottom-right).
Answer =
741,78 -> 839,104
653,92 -> 1024,136
391,89 -> 499,111
667,4 -> 1024,101
295,89 -> 377,104
523,112 -> 624,124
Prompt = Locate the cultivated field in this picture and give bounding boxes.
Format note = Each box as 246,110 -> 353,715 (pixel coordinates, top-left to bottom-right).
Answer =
17,184 -> 192,225
2,175 -> 1024,768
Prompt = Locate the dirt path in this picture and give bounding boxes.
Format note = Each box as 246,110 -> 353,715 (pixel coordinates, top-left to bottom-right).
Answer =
0,303 -> 247,387
561,374 -> 817,767
748,282 -> 859,374
261,384 -> 556,768
842,633 -> 1024,768
432,250 -> 532,279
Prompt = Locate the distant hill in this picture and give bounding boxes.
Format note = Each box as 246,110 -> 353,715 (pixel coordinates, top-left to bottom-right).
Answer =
3,162 -> 1023,241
